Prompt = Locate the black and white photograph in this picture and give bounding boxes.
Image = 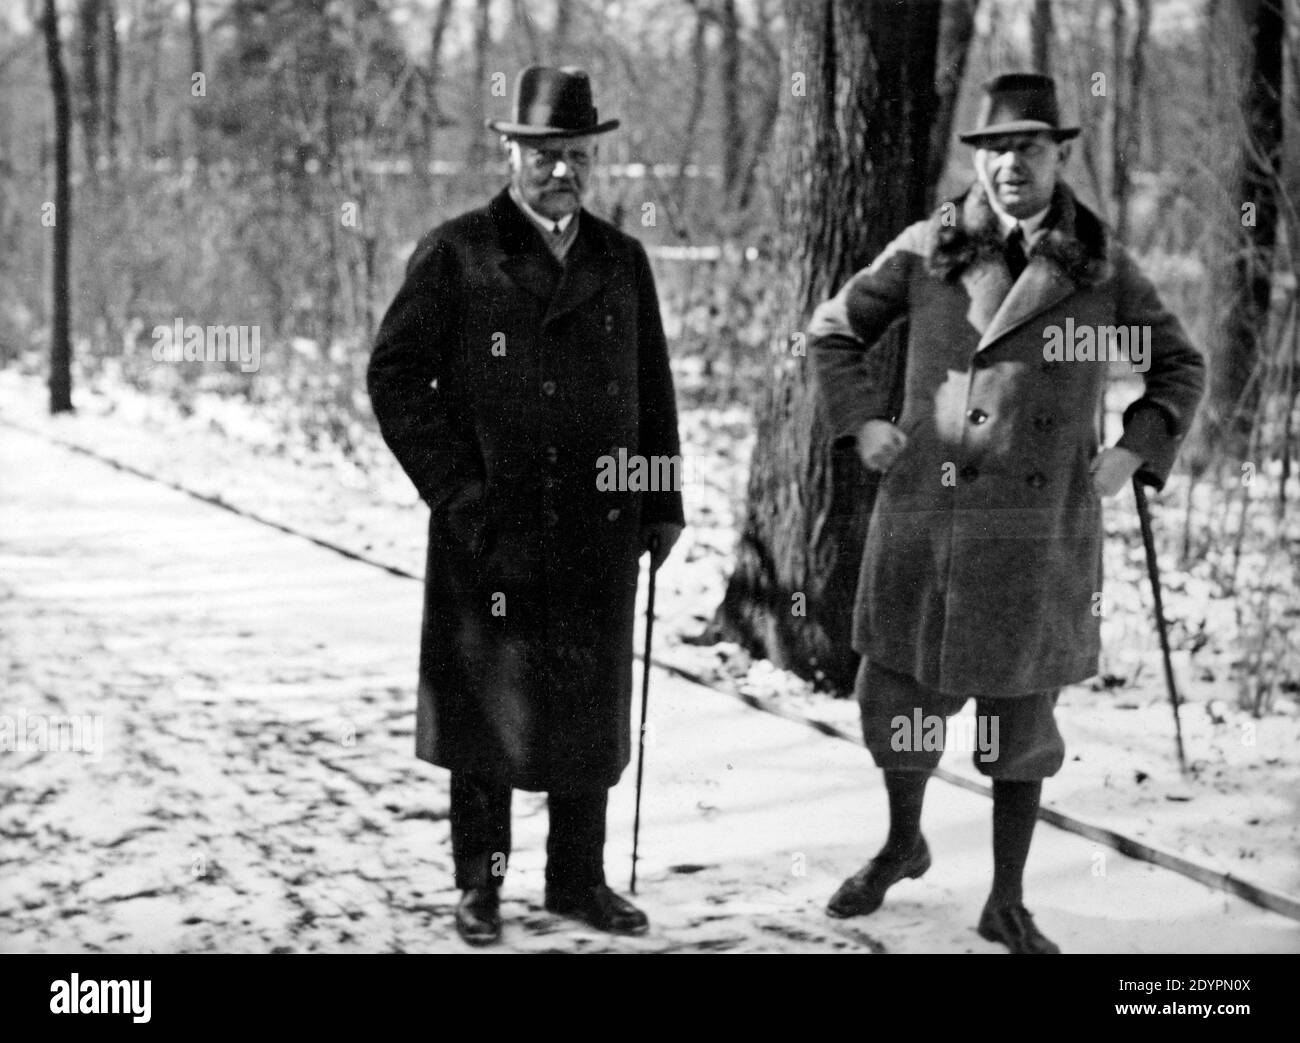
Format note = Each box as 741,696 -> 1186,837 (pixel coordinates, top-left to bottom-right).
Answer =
1,0 -> 1297,983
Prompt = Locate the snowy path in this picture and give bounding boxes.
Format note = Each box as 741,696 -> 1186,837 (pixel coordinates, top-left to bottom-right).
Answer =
2,427 -> 1296,953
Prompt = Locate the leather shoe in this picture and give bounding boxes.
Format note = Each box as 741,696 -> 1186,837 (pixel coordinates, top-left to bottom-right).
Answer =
455,887 -> 501,946
977,901 -> 1061,954
544,883 -> 649,935
826,836 -> 931,918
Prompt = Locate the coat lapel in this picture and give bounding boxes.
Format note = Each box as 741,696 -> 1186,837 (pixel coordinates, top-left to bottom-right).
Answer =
542,217 -> 618,326
976,254 -> 1075,351
489,188 -> 619,325
928,182 -> 1103,353
960,261 -> 1014,339
491,189 -> 563,303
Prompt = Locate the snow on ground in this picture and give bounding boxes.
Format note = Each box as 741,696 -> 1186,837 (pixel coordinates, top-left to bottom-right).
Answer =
1,362 -> 1297,908
3,422 -> 1297,953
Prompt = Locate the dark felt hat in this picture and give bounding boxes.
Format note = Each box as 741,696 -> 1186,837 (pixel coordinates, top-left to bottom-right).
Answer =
486,66 -> 620,139
959,73 -> 1080,144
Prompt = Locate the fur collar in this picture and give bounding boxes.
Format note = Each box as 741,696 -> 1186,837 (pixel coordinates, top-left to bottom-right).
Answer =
924,181 -> 1113,287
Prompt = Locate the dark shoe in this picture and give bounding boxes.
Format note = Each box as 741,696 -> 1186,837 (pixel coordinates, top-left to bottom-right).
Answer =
977,901 -> 1061,954
455,888 -> 501,946
544,883 -> 649,935
826,836 -> 931,918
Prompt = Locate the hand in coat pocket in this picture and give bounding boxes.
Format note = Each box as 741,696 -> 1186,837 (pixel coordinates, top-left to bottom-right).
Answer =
441,479 -> 491,556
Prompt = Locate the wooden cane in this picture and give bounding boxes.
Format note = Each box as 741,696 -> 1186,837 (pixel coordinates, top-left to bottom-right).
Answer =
630,535 -> 658,895
1133,477 -> 1189,775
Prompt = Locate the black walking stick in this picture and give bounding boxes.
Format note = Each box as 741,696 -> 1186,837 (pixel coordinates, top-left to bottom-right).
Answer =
630,535 -> 659,895
1132,477 -> 1188,775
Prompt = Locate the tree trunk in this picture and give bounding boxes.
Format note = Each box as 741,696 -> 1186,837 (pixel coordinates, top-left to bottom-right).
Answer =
673,9 -> 708,230
554,0 -> 572,59
1208,0 -> 1283,457
103,0 -> 120,166
1110,0 -> 1129,242
78,0 -> 100,175
423,0 -> 454,178
1029,0 -> 1052,72
187,0 -> 204,76
43,0 -> 74,414
713,0 -> 941,693
732,0 -> 782,212
1114,0 -> 1150,244
465,0 -> 492,171
511,0 -> 542,64
720,0 -> 744,209
926,0 -> 978,203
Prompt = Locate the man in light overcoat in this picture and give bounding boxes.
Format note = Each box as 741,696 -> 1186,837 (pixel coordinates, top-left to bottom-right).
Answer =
809,73 -> 1205,953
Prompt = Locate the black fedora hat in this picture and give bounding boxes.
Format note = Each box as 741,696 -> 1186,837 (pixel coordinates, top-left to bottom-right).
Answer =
486,65 -> 620,139
959,72 -> 1079,144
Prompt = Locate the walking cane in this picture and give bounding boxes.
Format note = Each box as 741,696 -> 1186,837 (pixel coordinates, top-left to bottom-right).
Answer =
1132,477 -> 1189,775
630,535 -> 659,895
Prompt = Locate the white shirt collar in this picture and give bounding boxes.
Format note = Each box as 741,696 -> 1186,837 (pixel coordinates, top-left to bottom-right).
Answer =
509,184 -> 576,234
992,203 -> 1050,240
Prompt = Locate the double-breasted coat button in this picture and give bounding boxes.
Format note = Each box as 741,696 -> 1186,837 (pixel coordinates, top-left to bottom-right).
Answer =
606,508 -> 621,521
604,314 -> 614,332
606,380 -> 619,396
959,464 -> 979,481
542,379 -> 557,396
1026,471 -> 1048,489
545,446 -> 558,464
968,408 -> 989,425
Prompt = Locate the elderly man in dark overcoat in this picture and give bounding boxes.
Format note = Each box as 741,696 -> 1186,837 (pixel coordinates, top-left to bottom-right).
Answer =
809,74 -> 1204,953
367,66 -> 684,946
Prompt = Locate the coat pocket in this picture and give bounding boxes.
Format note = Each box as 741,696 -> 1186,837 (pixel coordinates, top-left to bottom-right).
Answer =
440,479 -> 493,558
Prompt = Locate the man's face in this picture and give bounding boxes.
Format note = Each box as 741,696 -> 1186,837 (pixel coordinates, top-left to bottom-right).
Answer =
973,132 -> 1069,218
508,134 -> 595,221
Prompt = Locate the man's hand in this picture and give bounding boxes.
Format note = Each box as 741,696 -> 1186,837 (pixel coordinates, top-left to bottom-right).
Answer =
641,522 -> 683,572
1090,446 -> 1143,498
856,419 -> 907,473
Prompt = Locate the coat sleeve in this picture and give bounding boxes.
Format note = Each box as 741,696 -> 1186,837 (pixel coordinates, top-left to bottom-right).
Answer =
808,224 -> 919,441
633,242 -> 686,527
367,232 -> 484,512
1111,248 -> 1206,490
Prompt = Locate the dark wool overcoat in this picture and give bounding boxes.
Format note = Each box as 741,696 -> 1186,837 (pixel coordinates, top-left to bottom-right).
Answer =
368,188 -> 684,791
809,182 -> 1204,697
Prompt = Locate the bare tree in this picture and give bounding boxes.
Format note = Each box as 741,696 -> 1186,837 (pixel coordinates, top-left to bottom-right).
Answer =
673,5 -> 708,230
1208,0 -> 1284,457
713,0 -> 942,692
554,0 -> 573,58
1109,0 -> 1150,243
731,0 -> 782,212
103,0 -> 119,165
927,0 -> 979,201
423,0 -> 455,173
719,0 -> 744,209
1029,0 -> 1052,72
187,0 -> 204,75
511,0 -> 542,64
43,0 -> 73,414
78,0 -> 100,174
465,0 -> 491,170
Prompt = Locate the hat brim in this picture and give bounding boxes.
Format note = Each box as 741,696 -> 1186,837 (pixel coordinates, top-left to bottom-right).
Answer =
487,118 -> 620,139
959,120 -> 1079,144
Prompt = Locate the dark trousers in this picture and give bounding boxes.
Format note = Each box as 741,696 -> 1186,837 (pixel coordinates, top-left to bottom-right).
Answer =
450,771 -> 608,892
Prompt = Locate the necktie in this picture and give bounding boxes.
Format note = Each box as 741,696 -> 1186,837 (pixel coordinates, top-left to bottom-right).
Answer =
1005,226 -> 1027,280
